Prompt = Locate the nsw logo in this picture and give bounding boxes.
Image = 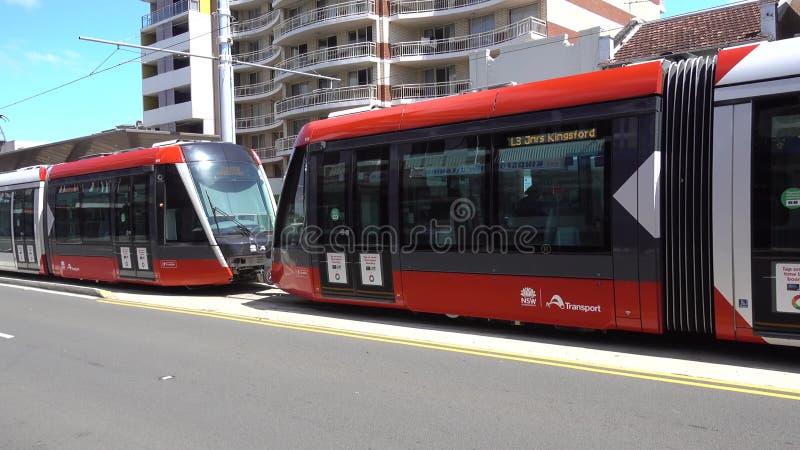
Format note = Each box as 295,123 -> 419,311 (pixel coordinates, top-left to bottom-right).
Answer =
520,287 -> 538,307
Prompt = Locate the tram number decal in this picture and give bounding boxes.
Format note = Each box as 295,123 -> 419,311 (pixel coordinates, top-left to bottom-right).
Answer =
136,248 -> 149,271
359,253 -> 383,287
326,253 -> 347,284
120,247 -> 132,269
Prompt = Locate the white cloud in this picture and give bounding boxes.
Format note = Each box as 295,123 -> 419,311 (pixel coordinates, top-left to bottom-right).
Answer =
26,51 -> 61,64
3,0 -> 41,8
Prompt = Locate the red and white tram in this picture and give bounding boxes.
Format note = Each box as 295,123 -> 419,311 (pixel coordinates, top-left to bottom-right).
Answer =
0,141 -> 276,286
272,37 -> 800,345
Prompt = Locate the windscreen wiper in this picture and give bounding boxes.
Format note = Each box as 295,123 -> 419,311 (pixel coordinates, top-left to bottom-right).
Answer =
205,191 -> 251,237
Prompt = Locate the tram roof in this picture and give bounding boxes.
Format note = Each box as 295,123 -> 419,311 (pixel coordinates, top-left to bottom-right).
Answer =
296,60 -> 665,147
48,145 -> 186,180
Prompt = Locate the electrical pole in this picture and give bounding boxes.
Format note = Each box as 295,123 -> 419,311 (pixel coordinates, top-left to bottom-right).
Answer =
217,0 -> 235,143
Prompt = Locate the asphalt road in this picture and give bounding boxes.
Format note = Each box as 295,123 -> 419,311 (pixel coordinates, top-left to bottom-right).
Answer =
1,284 -> 799,449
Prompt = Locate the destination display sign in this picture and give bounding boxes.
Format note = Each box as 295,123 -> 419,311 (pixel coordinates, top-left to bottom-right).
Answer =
506,128 -> 598,147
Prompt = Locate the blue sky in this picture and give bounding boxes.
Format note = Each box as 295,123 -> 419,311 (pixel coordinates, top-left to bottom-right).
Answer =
0,0 -> 740,143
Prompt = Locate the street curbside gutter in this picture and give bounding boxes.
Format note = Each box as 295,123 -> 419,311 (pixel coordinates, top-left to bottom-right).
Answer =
0,276 -> 109,298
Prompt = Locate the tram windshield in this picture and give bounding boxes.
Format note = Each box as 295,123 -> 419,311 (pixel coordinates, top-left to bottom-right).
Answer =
189,161 -> 275,236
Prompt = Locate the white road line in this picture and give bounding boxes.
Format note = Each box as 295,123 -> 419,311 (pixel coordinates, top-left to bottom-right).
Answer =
0,332 -> 13,339
0,283 -> 97,299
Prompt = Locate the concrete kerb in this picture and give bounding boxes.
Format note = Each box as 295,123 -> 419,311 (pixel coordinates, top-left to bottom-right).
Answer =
0,276 -> 114,299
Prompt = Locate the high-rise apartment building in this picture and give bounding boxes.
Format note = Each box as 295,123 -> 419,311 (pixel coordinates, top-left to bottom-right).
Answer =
140,0 -> 218,135
139,0 -> 664,194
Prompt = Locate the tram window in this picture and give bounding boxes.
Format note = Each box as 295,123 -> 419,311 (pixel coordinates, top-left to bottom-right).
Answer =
276,150 -> 306,247
753,96 -> 800,251
80,181 -> 111,242
164,165 -> 205,242
55,184 -> 82,243
318,151 -> 348,241
0,192 -> 11,253
496,126 -> 607,250
401,136 -> 488,250
13,189 -> 34,240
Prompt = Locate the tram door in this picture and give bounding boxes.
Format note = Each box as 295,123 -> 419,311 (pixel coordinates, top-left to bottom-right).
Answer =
316,147 -> 395,301
114,175 -> 154,280
748,97 -> 800,335
11,189 -> 38,271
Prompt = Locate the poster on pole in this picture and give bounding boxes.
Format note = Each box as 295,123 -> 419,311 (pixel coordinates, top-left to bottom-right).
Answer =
775,263 -> 800,314
359,253 -> 383,287
326,252 -> 347,284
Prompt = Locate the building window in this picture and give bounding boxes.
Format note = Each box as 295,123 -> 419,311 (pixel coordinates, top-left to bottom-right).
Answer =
348,26 -> 373,43
422,24 -> 454,40
469,14 -> 495,34
348,68 -> 372,86
510,4 -> 539,23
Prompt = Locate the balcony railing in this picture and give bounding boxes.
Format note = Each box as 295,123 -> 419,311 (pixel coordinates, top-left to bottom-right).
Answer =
235,113 -> 279,130
255,147 -> 277,159
392,80 -> 471,100
232,9 -> 280,36
276,85 -> 377,115
390,0 -> 492,15
277,42 -> 376,73
276,135 -> 298,153
233,45 -> 281,64
235,79 -> 278,98
274,0 -> 375,40
391,17 -> 546,57
142,0 -> 198,28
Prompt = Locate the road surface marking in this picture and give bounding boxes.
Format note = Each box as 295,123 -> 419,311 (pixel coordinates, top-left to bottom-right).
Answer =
0,332 -> 13,339
97,298 -> 800,402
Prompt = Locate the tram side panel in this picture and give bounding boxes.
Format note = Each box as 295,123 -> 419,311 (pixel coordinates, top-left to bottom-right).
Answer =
0,168 -> 48,275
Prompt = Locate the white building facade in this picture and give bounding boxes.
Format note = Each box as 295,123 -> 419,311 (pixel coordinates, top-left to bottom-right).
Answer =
140,0 -> 218,135
139,0 -> 664,195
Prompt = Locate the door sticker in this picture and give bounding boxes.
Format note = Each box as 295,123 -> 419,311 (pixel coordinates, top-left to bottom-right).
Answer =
26,245 -> 35,264
136,247 -> 149,271
775,263 -> 800,314
780,187 -> 800,210
120,247 -> 132,269
326,253 -> 347,284
359,253 -> 383,287
16,245 -> 25,262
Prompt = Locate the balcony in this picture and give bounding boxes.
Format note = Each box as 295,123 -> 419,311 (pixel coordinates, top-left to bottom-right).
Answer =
235,79 -> 281,100
142,0 -> 197,29
390,0 -> 492,15
274,0 -> 375,43
235,113 -> 282,132
276,135 -> 298,155
391,17 -> 546,59
233,45 -> 281,68
230,0 -> 261,6
276,42 -> 377,79
232,10 -> 280,38
254,147 -> 277,160
276,85 -> 378,118
391,80 -> 471,102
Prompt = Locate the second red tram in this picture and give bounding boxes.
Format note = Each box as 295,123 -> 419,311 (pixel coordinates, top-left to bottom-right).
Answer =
0,141 -> 276,286
272,37 -> 800,346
